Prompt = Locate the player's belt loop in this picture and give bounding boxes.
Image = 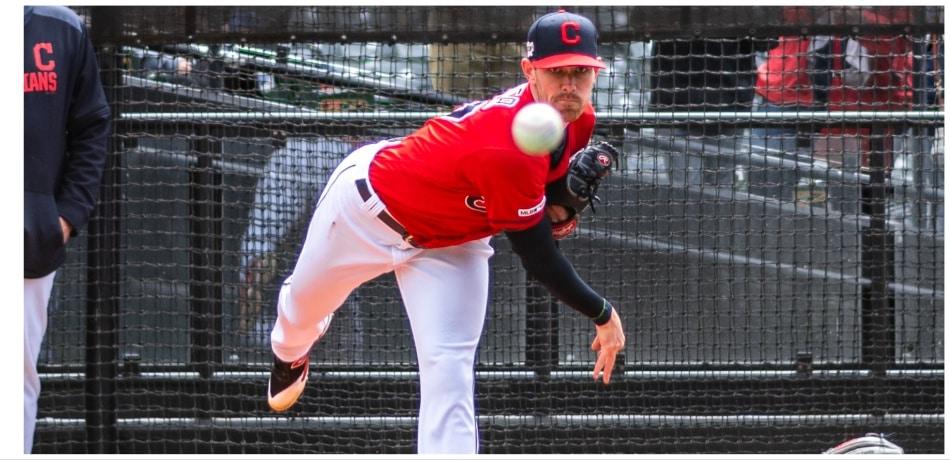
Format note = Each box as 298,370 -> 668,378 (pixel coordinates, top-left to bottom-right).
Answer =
355,179 -> 419,248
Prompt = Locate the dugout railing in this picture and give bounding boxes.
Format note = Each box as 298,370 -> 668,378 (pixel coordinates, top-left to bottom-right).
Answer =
34,6 -> 943,454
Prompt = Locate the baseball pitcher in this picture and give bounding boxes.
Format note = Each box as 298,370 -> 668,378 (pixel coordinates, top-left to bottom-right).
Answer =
267,9 -> 625,454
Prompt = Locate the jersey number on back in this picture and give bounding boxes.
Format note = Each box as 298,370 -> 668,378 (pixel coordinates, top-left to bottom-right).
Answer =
442,100 -> 486,122
441,86 -> 523,123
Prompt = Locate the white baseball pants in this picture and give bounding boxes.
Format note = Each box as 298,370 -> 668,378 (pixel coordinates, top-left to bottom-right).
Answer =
24,271 -> 56,454
271,141 -> 493,454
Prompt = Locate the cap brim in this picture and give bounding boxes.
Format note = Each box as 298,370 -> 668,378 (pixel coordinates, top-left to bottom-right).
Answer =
531,53 -> 606,69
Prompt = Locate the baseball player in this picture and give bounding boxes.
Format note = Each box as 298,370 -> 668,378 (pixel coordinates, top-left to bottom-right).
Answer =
267,10 -> 625,453
24,6 -> 111,453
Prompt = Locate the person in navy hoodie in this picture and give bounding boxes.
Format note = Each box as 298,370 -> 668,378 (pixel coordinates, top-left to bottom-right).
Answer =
24,6 -> 110,453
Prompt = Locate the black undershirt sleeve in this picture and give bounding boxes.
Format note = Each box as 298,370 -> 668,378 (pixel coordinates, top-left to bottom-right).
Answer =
505,218 -> 612,325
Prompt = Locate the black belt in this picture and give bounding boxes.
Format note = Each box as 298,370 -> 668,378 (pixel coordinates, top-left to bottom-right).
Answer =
355,178 -> 418,247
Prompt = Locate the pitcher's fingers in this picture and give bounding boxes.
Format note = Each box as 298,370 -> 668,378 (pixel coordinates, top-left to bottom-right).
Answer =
592,353 -> 605,381
601,352 -> 616,384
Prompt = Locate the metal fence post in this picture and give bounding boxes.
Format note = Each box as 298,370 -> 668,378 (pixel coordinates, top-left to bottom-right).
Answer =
525,242 -> 561,378
860,123 -> 896,377
85,7 -> 121,453
189,124 -> 224,423
525,283 -> 559,378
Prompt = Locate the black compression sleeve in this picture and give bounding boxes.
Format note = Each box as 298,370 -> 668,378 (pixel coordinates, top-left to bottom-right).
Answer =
505,218 -> 612,325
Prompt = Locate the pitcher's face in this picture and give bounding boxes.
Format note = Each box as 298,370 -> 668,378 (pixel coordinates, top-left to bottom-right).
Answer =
522,60 -> 598,123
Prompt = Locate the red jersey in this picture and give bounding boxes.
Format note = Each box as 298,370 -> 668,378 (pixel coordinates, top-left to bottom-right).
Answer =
369,83 -> 596,248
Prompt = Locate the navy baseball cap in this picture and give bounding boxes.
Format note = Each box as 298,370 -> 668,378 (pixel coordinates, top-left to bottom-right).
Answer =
526,9 -> 606,69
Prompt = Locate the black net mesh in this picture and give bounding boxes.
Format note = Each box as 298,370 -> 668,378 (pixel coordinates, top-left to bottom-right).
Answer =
36,5 -> 943,454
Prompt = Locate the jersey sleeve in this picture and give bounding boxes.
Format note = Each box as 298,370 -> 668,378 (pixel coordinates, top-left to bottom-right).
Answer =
57,21 -> 111,235
465,148 -> 548,231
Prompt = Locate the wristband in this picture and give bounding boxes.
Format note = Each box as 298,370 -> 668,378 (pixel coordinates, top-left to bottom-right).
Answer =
593,299 -> 612,325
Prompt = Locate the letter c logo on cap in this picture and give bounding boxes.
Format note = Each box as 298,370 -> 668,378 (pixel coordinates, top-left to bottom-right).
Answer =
560,21 -> 580,45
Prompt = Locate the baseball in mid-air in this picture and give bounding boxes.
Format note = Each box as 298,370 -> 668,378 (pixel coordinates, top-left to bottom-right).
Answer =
511,102 -> 565,156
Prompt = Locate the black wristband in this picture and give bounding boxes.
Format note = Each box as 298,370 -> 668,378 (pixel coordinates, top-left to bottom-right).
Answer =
592,299 -> 612,325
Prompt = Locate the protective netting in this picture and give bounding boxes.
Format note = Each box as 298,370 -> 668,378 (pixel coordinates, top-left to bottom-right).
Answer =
35,5 -> 943,454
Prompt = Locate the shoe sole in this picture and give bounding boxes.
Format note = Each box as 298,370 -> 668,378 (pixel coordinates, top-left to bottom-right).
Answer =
267,367 -> 308,412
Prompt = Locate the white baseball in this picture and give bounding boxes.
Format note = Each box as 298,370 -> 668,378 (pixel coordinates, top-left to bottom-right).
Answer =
511,102 -> 565,156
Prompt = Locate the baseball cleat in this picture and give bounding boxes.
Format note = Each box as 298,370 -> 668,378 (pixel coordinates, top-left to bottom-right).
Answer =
267,353 -> 310,412
267,313 -> 333,412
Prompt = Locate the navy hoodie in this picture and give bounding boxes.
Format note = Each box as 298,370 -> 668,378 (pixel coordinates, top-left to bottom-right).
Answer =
24,6 -> 111,278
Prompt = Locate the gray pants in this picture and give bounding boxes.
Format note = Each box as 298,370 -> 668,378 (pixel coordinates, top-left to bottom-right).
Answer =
24,271 -> 56,454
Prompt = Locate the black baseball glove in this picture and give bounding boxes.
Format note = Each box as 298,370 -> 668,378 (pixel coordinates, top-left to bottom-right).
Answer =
545,141 -> 619,239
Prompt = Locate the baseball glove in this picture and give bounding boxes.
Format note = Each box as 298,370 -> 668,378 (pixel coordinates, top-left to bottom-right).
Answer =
545,141 -> 619,239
